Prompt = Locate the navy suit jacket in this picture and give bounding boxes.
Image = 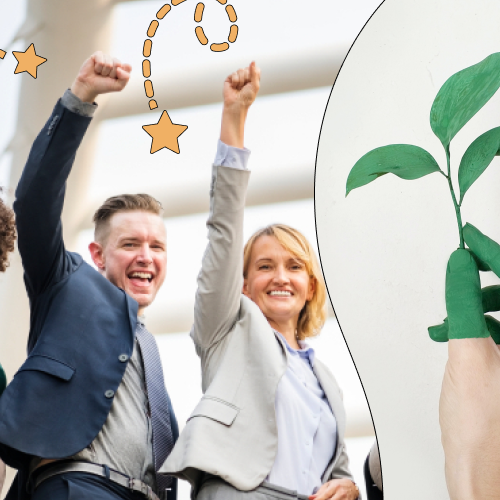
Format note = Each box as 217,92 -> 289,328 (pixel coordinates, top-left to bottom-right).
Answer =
0,100 -> 178,500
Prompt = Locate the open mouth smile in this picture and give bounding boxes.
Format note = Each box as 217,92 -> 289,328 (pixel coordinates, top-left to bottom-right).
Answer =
128,271 -> 154,286
268,290 -> 292,297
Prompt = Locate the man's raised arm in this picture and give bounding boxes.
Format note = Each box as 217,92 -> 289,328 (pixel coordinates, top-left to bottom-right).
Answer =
14,52 -> 131,296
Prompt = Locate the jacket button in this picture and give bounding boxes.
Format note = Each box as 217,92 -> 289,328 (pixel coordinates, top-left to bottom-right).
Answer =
118,354 -> 129,362
105,390 -> 115,398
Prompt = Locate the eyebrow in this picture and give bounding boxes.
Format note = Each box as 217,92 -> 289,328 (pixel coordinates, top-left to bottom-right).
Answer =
119,237 -> 166,245
254,256 -> 305,264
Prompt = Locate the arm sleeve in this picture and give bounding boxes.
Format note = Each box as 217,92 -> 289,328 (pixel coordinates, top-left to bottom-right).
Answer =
13,99 -> 93,296
214,140 -> 251,171
190,157 -> 251,350
60,88 -> 98,117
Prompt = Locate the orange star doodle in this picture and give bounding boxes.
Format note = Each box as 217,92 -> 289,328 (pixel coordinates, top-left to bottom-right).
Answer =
142,110 -> 188,154
12,43 -> 47,78
0,50 -> 6,60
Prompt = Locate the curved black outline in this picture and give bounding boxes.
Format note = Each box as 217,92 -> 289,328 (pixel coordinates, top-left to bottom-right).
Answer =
313,0 -> 387,493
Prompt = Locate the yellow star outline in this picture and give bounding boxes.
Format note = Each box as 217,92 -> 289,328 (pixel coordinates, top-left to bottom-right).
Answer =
142,110 -> 188,154
12,43 -> 47,79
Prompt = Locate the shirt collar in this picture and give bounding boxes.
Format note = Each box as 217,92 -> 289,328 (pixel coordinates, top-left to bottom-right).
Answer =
273,330 -> 316,364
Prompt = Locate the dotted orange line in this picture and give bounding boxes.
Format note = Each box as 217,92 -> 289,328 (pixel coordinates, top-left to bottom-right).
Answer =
194,1 -> 239,53
143,40 -> 152,57
228,25 -> 238,43
225,5 -> 237,22
147,20 -> 159,37
210,43 -> 229,52
194,3 -> 205,22
157,4 -> 171,18
142,0 -> 240,108
195,26 -> 208,45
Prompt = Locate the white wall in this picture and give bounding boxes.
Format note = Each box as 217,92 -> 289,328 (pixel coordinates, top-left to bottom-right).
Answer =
315,0 -> 500,498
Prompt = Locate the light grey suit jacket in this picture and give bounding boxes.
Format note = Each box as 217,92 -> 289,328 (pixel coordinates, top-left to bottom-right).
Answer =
160,164 -> 355,495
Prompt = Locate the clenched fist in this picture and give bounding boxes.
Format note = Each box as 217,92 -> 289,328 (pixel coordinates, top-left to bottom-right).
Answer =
220,62 -> 261,149
223,61 -> 261,110
70,51 -> 132,103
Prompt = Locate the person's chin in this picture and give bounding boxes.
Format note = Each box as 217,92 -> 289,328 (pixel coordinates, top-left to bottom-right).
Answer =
264,305 -> 295,320
127,288 -> 153,308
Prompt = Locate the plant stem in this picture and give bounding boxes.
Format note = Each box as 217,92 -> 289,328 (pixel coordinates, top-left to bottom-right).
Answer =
445,147 -> 464,249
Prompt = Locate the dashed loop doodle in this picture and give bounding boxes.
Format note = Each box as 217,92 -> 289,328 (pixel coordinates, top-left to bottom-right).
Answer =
141,1 -> 241,153
194,1 -> 239,52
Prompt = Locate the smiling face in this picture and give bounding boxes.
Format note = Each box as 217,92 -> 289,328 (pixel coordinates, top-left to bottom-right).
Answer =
89,210 -> 167,314
243,235 -> 315,333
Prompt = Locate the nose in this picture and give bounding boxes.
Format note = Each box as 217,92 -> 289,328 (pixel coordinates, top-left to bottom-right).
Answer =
136,243 -> 153,265
272,265 -> 289,285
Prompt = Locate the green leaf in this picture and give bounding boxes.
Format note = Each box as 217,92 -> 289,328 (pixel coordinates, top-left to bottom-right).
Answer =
346,144 -> 441,196
458,126 -> 500,203
430,52 -> 500,150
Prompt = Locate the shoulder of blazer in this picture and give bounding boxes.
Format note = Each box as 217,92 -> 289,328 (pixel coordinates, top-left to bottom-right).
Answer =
27,251 -> 138,351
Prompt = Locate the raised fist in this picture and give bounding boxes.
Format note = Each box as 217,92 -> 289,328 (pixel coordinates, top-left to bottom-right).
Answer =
70,51 -> 132,103
223,61 -> 261,110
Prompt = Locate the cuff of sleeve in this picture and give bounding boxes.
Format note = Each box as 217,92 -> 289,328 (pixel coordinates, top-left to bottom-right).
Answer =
214,139 -> 251,170
61,89 -> 98,117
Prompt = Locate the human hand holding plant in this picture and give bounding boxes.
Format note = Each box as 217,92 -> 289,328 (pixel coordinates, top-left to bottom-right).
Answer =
439,245 -> 500,499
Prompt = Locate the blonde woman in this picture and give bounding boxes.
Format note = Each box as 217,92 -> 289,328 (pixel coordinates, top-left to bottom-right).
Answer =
160,63 -> 359,500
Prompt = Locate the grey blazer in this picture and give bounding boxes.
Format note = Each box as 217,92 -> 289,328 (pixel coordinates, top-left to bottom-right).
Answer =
160,165 -> 355,494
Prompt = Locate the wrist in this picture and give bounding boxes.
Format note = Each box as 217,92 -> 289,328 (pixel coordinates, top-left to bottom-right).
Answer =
70,80 -> 97,104
350,480 -> 360,500
220,106 -> 248,149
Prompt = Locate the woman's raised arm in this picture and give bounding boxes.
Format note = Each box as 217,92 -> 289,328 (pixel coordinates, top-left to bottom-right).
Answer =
191,63 -> 260,351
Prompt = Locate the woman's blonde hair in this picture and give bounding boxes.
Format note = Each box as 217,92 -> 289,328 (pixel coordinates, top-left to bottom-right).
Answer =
243,224 -> 327,340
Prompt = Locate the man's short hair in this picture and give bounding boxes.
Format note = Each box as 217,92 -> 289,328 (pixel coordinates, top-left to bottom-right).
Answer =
93,194 -> 163,244
0,190 -> 16,273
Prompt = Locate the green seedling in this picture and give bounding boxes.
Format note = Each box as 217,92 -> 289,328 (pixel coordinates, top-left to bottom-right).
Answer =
346,53 -> 500,342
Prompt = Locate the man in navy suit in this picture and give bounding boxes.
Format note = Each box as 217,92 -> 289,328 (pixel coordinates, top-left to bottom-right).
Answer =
0,52 -> 178,500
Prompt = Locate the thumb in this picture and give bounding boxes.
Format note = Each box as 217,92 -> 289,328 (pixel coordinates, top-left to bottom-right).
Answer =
446,249 -> 489,340
249,61 -> 261,89
116,65 -> 131,82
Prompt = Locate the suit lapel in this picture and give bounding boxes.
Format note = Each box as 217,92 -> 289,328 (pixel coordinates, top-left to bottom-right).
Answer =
273,330 -> 290,361
313,361 -> 346,444
125,293 -> 139,340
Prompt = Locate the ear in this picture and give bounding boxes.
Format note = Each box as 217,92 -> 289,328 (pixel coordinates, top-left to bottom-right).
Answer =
306,277 -> 316,301
89,241 -> 105,272
242,278 -> 250,298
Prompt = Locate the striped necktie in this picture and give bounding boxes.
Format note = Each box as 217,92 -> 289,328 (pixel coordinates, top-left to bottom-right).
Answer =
135,321 -> 175,494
